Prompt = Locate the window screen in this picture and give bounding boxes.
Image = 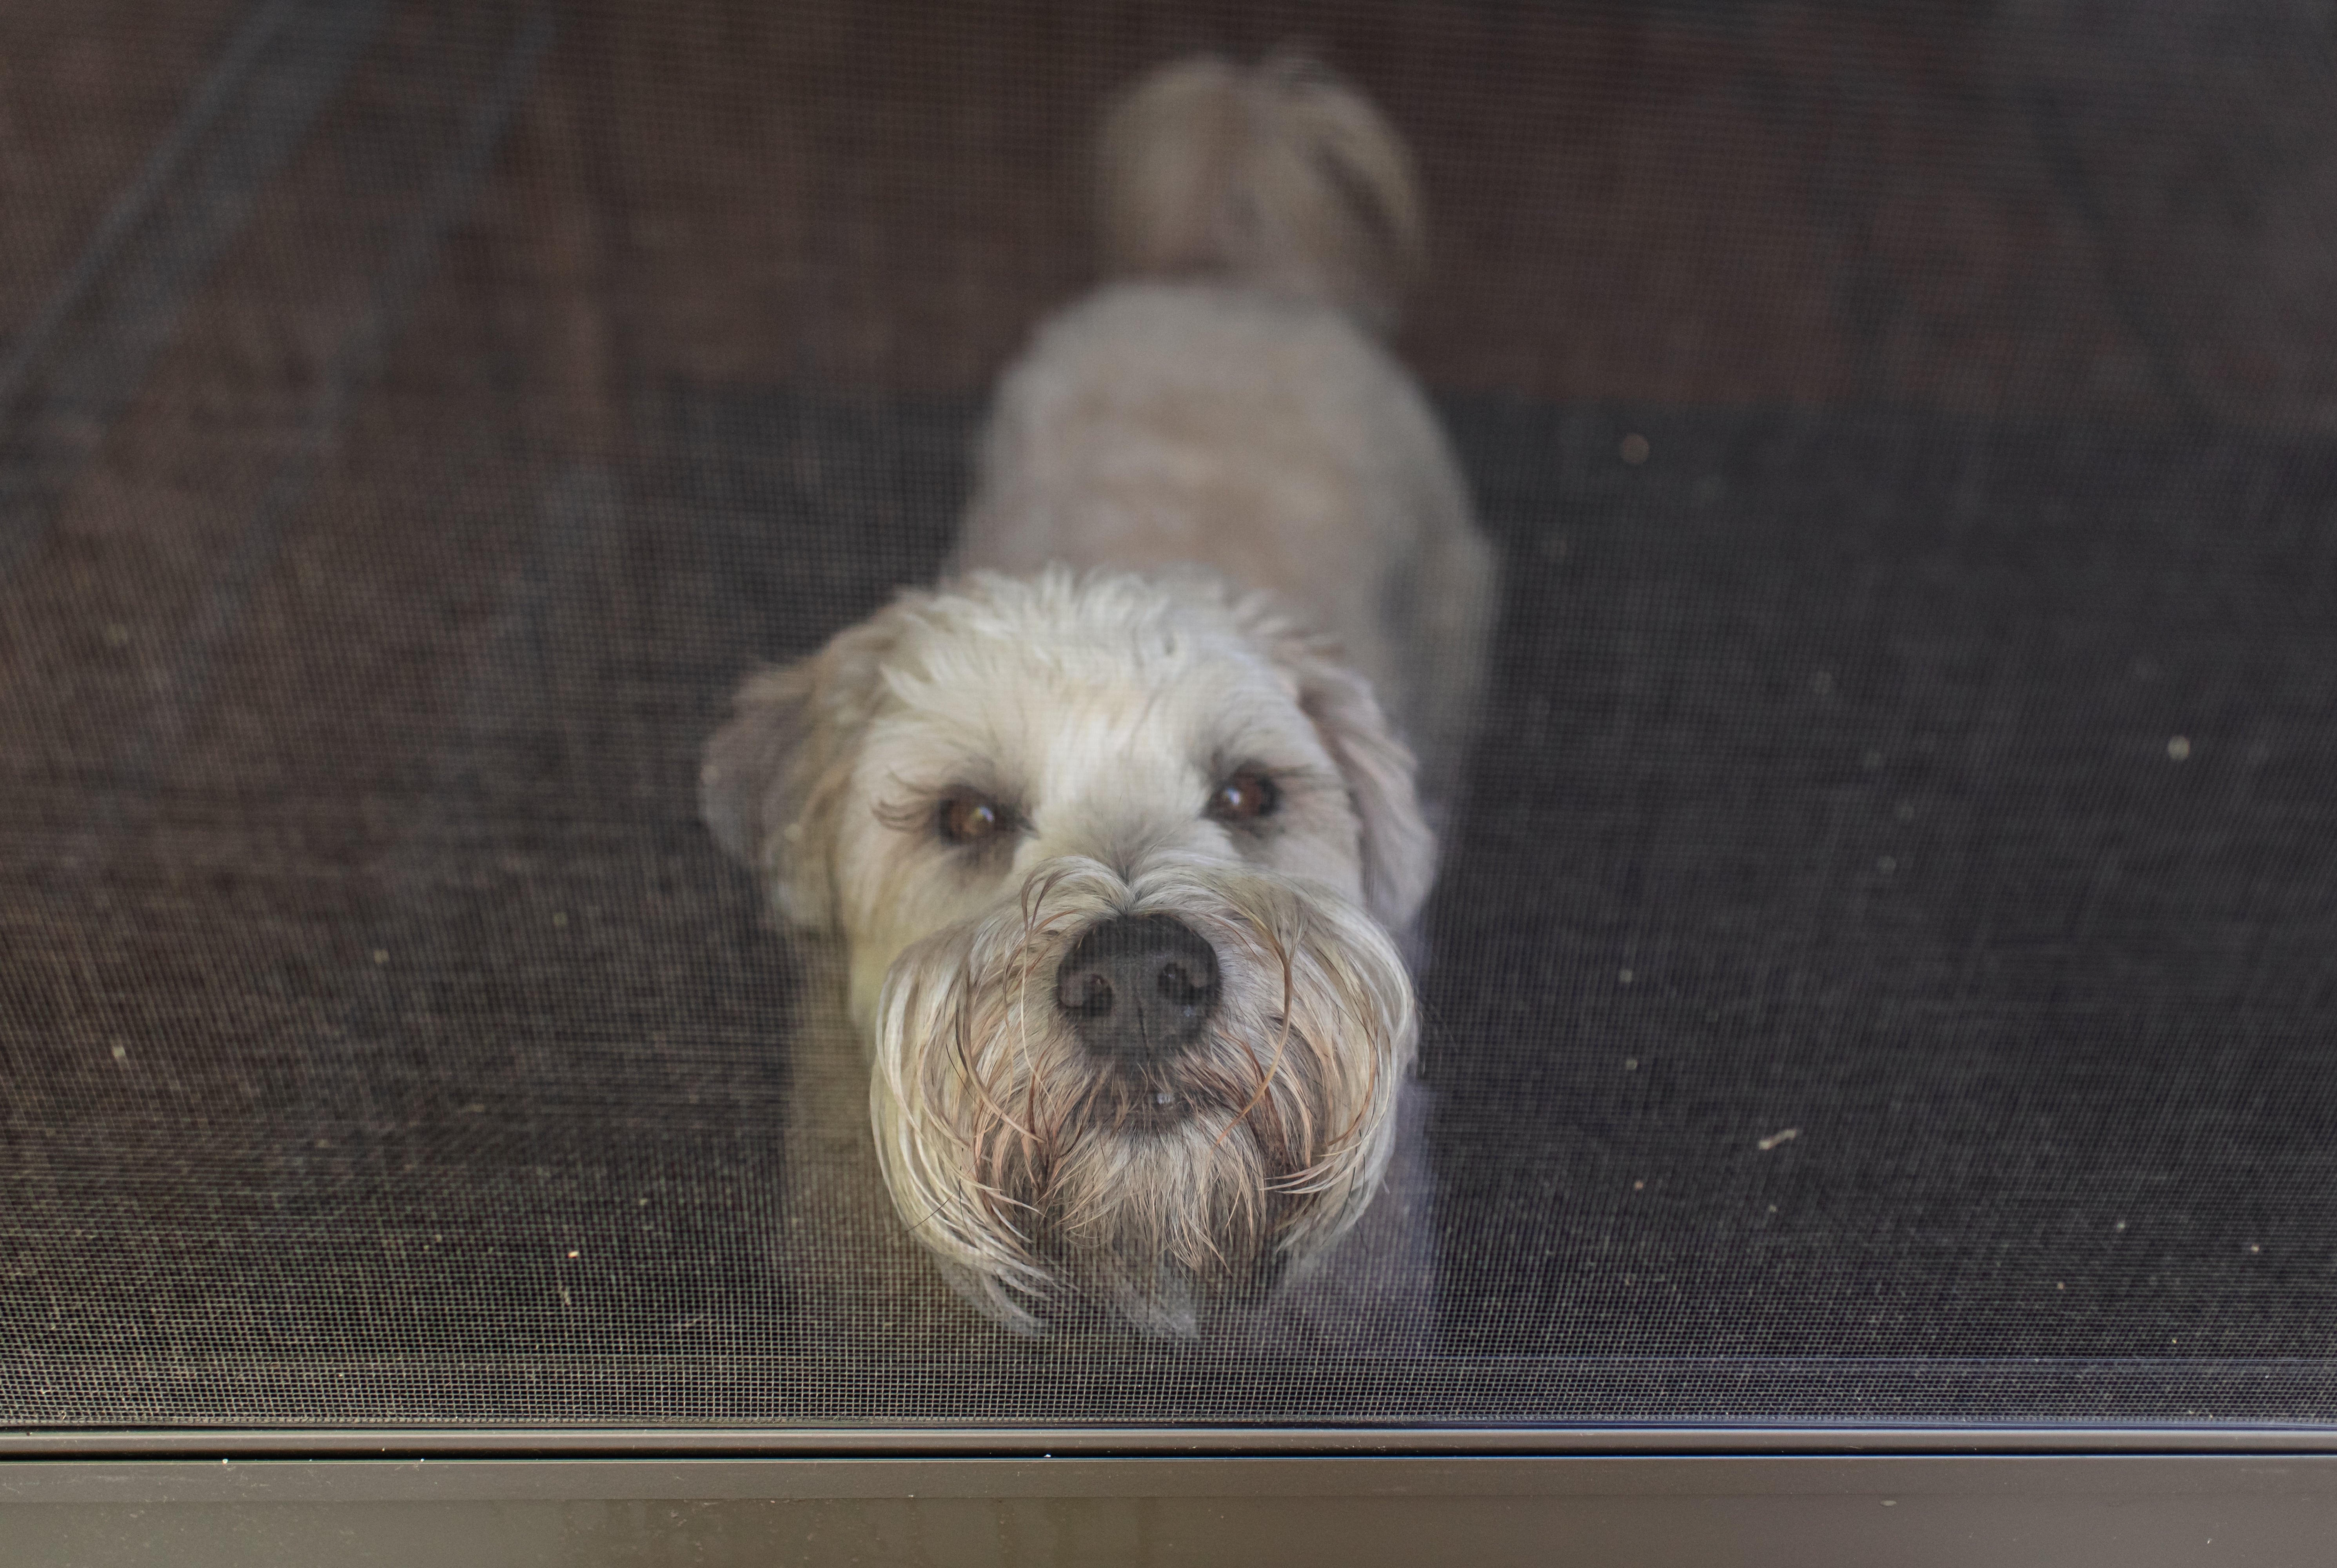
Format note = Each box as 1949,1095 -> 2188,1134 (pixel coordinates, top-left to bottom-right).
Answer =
5,0 -> 2334,1433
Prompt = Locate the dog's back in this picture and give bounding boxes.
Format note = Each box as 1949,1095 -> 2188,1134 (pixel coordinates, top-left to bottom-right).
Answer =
956,53 -> 1493,803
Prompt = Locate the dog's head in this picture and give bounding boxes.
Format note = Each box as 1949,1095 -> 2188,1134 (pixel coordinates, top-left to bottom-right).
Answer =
703,567 -> 1431,1333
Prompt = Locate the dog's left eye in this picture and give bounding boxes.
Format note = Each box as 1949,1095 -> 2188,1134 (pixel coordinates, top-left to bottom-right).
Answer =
938,793 -> 1008,844
1207,769 -> 1279,823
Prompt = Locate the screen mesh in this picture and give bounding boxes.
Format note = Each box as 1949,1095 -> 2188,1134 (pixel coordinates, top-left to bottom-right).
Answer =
4,0 -> 2335,1427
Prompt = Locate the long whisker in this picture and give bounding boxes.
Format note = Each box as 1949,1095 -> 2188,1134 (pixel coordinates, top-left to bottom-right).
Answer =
1324,973 -> 1385,1156
1212,924 -> 1299,1151
950,948 -> 1035,1148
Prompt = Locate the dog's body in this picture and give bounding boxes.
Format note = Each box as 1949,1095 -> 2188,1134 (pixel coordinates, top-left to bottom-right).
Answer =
957,280 -> 1489,811
704,54 -> 1493,1334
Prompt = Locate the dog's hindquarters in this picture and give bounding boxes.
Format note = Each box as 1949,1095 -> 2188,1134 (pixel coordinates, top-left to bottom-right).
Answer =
1094,51 -> 1426,335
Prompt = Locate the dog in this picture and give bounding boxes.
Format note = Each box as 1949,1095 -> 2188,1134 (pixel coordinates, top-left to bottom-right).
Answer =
703,53 -> 1493,1335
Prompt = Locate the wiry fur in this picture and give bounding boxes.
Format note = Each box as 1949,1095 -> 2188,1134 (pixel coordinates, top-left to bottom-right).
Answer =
873,850 -> 1412,1335
704,54 -> 1493,1333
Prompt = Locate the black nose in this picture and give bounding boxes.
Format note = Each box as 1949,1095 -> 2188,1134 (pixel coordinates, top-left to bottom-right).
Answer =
1055,915 -> 1221,1059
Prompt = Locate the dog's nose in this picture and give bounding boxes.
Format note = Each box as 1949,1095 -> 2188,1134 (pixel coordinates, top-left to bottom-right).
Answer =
1055,914 -> 1221,1058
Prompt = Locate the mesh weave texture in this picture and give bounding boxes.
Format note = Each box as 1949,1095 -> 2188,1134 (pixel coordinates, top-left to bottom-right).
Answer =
3,0 -> 2334,1427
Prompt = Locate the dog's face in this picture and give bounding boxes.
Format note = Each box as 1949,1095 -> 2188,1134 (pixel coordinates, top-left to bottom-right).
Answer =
703,568 -> 1433,1333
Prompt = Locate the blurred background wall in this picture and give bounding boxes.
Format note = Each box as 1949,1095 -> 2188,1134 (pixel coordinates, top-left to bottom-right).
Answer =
10,0 -> 2334,453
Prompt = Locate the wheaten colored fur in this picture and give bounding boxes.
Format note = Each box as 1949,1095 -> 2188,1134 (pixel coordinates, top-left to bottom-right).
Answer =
955,281 -> 1490,809
704,54 -> 1493,1333
1095,50 -> 1427,332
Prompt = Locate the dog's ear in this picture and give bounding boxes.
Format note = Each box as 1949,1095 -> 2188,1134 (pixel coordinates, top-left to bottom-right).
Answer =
701,610 -> 906,933
1235,598 -> 1437,932
1295,651 -> 1439,933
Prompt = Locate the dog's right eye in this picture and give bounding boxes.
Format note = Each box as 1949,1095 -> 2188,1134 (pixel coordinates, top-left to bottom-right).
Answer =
937,793 -> 1008,844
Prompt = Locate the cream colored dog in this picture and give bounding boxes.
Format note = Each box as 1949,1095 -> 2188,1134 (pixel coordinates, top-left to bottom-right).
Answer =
704,53 -> 1493,1334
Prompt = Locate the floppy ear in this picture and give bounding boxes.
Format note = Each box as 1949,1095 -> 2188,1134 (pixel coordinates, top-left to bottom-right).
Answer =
1295,652 -> 1439,933
700,610 -> 906,933
1235,597 -> 1438,933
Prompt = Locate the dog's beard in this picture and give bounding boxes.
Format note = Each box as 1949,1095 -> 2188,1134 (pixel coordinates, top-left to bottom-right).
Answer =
869,854 -> 1415,1335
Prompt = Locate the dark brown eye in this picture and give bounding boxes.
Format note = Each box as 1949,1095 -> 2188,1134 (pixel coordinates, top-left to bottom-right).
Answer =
938,794 -> 1006,844
1207,770 -> 1279,823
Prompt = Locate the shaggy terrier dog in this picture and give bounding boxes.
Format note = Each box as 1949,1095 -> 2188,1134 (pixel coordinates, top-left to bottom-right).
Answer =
704,53 -> 1493,1334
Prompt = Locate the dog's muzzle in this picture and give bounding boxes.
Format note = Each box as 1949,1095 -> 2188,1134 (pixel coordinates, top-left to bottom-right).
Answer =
1054,913 -> 1220,1060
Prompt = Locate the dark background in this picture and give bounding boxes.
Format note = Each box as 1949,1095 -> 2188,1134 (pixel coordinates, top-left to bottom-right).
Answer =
3,0 -> 2334,1425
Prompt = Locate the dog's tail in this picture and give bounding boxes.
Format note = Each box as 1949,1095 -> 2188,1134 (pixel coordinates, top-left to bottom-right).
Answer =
1093,51 -> 1425,334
